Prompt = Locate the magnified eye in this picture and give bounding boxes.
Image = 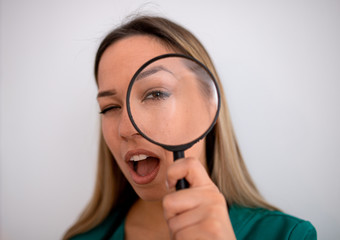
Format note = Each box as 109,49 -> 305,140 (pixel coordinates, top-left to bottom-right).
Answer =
143,90 -> 171,102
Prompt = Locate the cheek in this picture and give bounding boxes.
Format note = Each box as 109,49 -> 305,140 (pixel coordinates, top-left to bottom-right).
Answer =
101,117 -> 119,151
185,139 -> 207,167
101,118 -> 110,140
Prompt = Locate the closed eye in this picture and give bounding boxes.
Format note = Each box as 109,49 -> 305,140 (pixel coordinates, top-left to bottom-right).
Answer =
99,105 -> 121,114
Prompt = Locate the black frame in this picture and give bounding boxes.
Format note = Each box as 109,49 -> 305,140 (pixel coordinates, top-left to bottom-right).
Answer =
126,53 -> 221,152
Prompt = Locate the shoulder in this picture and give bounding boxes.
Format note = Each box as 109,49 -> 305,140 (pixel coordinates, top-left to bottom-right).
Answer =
229,204 -> 317,240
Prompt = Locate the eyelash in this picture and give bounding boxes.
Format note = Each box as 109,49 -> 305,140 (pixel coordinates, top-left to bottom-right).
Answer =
99,105 -> 120,115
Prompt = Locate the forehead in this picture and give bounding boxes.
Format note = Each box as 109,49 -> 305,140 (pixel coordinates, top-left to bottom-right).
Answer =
97,35 -> 173,90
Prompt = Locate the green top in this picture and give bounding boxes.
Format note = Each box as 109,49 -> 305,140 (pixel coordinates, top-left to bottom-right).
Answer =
71,205 -> 316,240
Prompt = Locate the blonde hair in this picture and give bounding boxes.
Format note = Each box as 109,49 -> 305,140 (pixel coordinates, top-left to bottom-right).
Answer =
63,15 -> 277,240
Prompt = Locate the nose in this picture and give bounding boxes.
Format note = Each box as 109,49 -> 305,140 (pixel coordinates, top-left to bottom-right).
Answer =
118,106 -> 138,139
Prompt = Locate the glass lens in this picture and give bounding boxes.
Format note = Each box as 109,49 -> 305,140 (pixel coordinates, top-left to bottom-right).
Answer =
128,55 -> 218,146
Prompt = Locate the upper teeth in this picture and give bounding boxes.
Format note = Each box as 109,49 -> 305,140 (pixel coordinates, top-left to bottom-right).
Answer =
130,154 -> 148,161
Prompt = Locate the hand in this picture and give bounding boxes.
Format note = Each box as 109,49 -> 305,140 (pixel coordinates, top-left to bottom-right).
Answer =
163,157 -> 236,240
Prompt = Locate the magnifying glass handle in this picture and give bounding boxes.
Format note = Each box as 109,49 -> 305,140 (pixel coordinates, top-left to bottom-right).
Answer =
173,151 -> 190,190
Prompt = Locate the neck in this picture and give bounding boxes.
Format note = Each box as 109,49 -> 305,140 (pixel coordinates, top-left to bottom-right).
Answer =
125,198 -> 170,239
129,198 -> 166,224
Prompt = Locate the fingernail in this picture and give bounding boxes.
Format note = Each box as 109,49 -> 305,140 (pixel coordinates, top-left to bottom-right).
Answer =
165,180 -> 169,190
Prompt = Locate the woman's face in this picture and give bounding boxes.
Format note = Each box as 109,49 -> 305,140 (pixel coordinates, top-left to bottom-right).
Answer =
97,35 -> 206,200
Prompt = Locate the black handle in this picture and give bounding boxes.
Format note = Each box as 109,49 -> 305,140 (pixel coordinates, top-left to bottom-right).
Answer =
173,151 -> 190,190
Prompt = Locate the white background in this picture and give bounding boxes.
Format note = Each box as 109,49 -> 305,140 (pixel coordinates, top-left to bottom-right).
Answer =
1,0 -> 339,239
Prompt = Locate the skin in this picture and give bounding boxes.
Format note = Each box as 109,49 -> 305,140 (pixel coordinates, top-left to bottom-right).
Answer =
97,35 -> 236,240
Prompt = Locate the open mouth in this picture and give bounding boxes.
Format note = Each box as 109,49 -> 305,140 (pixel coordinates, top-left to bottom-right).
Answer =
126,151 -> 161,184
129,154 -> 160,176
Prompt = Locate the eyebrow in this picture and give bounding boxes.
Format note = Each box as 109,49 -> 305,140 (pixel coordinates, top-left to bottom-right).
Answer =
97,89 -> 117,99
97,65 -> 174,99
135,65 -> 174,81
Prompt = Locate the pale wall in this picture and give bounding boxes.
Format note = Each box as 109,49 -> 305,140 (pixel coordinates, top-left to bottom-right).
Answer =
1,0 -> 339,239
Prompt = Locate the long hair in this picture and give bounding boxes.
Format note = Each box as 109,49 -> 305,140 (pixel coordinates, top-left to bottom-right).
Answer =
63,15 -> 277,240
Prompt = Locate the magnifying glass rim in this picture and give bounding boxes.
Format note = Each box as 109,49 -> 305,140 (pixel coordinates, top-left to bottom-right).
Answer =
126,53 -> 221,152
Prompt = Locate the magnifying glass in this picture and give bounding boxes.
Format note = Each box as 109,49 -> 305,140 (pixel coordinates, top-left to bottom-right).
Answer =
126,53 -> 220,190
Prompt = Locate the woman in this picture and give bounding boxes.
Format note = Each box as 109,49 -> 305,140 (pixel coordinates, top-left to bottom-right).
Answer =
63,15 -> 316,240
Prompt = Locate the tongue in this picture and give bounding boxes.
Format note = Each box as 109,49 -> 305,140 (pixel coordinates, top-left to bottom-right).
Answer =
136,157 -> 159,176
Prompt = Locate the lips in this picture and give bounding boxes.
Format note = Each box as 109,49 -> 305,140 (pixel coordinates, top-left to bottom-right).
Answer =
125,149 -> 161,184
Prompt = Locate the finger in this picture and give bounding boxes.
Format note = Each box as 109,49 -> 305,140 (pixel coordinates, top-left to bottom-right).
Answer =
163,188 -> 199,220
167,157 -> 213,189
163,185 -> 225,220
167,203 -> 209,235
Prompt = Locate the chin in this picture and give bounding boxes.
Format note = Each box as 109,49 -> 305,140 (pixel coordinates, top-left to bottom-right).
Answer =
132,183 -> 168,201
